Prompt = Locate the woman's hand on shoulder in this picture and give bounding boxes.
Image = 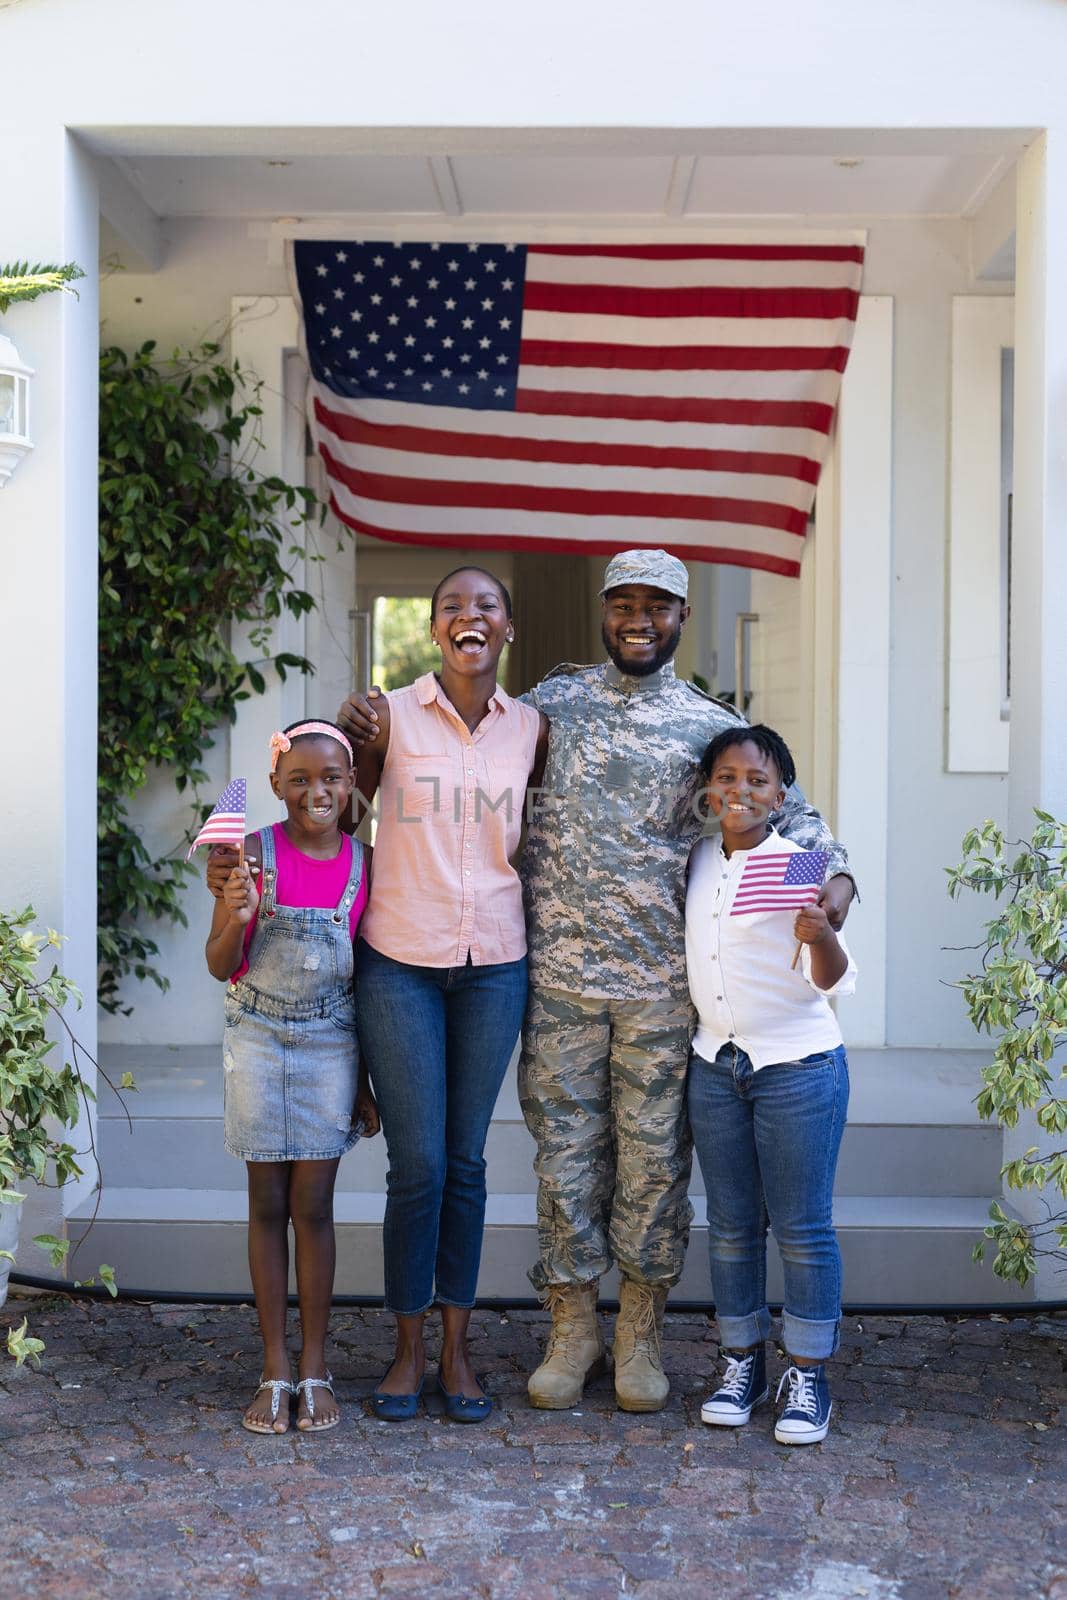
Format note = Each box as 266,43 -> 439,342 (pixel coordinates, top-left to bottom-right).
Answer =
338,685 -> 389,745
206,837 -> 259,898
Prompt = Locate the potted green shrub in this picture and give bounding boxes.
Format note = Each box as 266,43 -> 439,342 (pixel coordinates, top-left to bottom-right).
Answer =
948,812 -> 1067,1287
0,905 -> 117,1364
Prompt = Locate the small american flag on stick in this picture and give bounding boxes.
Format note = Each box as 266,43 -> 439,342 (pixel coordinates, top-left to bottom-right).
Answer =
186,778 -> 247,861
730,848 -> 829,916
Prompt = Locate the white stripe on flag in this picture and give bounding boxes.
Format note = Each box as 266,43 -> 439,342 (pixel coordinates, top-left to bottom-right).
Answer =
518,364 -> 846,406
328,482 -> 805,563
525,253 -> 864,291
521,310 -> 851,349
313,386 -> 829,463
322,438 -> 815,514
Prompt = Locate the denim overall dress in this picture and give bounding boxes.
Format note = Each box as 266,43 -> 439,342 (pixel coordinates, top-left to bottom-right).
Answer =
222,825 -> 365,1162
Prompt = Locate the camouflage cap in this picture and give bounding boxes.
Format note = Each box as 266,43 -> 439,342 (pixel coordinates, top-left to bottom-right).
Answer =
599,547 -> 689,602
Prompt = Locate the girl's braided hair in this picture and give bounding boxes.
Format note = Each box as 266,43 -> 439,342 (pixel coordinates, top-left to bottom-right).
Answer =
698,723 -> 797,791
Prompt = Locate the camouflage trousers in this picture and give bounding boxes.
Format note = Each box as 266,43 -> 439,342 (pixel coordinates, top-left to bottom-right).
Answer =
518,985 -> 695,1293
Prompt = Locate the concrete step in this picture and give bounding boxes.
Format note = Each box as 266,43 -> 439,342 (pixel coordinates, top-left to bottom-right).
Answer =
96,1044 -> 1003,1200
79,1041 -> 1026,1307
68,1188 -> 1035,1308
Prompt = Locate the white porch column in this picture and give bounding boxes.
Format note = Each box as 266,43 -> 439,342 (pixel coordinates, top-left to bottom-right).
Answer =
1006,131 -> 1067,1299
0,126 -> 100,1251
229,298 -> 308,783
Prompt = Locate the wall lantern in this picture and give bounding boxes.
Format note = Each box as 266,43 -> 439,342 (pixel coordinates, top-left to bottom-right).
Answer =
0,332 -> 34,486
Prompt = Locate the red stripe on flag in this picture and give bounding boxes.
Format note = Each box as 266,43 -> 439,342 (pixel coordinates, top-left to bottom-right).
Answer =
529,244 -> 866,263
313,397 -> 820,482
326,498 -> 804,578
319,446 -> 808,535
515,389 -> 834,432
519,340 -> 851,372
523,282 -> 859,320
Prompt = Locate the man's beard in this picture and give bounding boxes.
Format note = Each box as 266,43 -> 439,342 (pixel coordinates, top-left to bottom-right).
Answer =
602,621 -> 683,679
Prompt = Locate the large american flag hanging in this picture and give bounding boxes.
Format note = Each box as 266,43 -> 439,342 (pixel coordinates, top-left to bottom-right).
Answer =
292,238 -> 864,577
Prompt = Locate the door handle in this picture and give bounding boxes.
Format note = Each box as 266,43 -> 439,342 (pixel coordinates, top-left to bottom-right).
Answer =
349,609 -> 372,695
734,612 -> 759,713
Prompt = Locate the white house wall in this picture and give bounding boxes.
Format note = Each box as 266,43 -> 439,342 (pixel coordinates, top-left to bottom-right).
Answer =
95,215 -> 1009,1049
2,0 -> 1063,135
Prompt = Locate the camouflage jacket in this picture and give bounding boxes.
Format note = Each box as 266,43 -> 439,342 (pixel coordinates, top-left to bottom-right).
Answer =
520,661 -> 852,1001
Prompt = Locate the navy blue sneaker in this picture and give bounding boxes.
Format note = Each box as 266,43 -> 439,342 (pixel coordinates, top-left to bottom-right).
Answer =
700,1344 -> 768,1427
774,1363 -> 832,1444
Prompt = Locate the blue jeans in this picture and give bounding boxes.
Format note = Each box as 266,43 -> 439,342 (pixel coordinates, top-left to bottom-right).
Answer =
687,1042 -> 849,1361
354,940 -> 528,1316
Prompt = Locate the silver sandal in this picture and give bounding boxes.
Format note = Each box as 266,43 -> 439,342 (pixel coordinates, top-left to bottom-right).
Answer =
294,1371 -> 339,1432
242,1376 -> 294,1434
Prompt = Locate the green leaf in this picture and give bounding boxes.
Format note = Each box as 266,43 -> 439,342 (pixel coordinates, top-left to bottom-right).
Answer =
6,1318 -> 46,1368
96,339 -> 333,1009
0,261 -> 85,314
32,1234 -> 71,1269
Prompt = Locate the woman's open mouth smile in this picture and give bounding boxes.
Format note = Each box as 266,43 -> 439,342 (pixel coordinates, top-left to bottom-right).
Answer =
450,628 -> 489,657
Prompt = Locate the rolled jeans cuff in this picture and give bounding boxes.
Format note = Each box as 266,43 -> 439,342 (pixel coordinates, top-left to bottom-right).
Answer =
782,1309 -> 839,1361
383,1296 -> 436,1318
716,1304 -> 773,1350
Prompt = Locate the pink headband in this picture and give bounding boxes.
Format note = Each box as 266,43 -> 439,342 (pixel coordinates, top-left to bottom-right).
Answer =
269,722 -> 354,772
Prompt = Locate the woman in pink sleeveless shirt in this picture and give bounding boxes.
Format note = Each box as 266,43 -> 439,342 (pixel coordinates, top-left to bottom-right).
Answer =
345,566 -> 548,1423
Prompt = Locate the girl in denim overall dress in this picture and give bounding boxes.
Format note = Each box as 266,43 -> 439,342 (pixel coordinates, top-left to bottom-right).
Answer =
206,720 -> 379,1435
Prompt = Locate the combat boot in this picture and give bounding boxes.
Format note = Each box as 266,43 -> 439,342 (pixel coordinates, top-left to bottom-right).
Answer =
527,1283 -> 608,1409
613,1278 -> 669,1412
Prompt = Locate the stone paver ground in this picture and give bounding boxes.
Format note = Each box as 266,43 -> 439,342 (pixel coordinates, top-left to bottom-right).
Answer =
1,1294 -> 1064,1599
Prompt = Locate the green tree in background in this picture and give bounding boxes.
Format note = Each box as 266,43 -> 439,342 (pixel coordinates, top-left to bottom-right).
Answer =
371,595 -> 512,691
372,597 -> 438,690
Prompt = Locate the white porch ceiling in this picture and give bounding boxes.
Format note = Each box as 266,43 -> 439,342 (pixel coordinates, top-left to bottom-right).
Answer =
109,150 -> 1008,220
81,126 -> 1033,224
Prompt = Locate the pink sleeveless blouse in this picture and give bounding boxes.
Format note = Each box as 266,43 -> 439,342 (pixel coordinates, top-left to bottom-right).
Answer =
359,672 -> 541,968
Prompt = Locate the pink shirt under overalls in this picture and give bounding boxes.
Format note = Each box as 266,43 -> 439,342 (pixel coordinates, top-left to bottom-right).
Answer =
360,672 -> 541,968
231,824 -> 368,982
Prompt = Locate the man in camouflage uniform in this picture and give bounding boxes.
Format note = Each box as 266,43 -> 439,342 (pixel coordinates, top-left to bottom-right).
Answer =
520,548 -> 854,1413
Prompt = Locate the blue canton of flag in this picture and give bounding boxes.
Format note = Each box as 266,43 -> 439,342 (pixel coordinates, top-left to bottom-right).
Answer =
783,850 -> 830,888
294,241 -> 527,410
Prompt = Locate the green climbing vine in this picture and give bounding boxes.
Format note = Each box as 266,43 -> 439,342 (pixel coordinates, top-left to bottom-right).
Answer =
98,340 -> 323,1013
